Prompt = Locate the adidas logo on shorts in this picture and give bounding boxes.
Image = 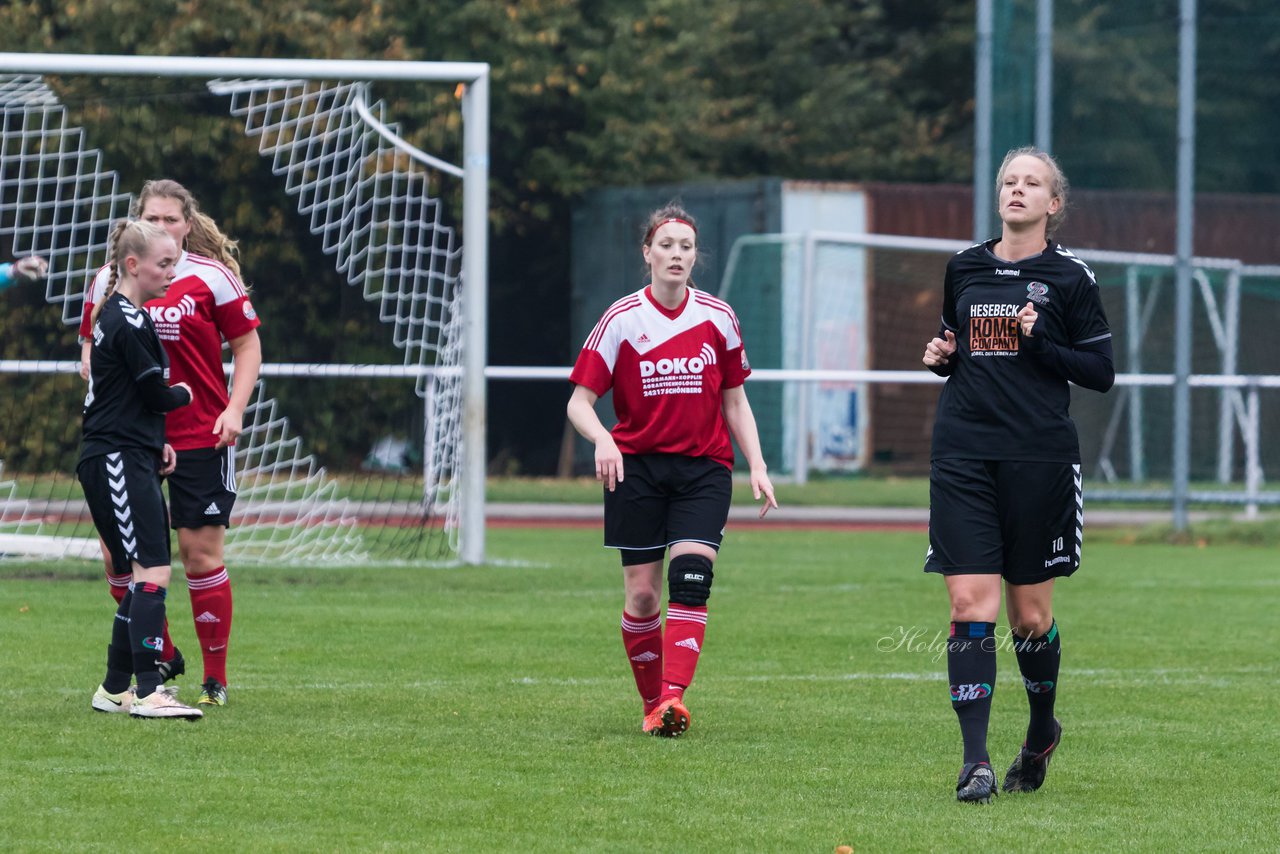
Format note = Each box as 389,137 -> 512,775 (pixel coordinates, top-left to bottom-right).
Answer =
203,502 -> 220,515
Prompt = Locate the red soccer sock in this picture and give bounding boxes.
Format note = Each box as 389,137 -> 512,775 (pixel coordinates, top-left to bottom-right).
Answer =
662,604 -> 708,701
187,565 -> 233,685
107,572 -> 173,663
621,610 -> 663,713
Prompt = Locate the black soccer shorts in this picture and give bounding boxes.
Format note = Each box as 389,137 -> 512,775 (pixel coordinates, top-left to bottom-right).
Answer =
77,448 -> 173,572
167,446 -> 238,529
604,453 -> 732,564
924,458 -> 1083,585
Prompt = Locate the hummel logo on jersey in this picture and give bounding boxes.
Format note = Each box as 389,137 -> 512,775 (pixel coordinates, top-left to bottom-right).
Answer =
630,651 -> 659,663
203,502 -> 221,515
674,638 -> 701,653
196,611 -> 221,624
995,268 -> 1021,276
950,682 -> 991,702
636,333 -> 650,345
125,312 -> 146,329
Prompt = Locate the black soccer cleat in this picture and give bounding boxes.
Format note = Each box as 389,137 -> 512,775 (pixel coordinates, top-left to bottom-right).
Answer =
157,646 -> 185,683
1003,718 -> 1062,793
198,677 -> 228,707
956,762 -> 997,804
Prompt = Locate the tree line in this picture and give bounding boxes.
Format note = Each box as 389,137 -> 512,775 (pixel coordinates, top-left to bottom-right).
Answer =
1,0 -> 1275,473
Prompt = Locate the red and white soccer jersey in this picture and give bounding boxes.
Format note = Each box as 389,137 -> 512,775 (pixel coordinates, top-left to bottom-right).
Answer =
80,251 -> 261,451
570,286 -> 751,469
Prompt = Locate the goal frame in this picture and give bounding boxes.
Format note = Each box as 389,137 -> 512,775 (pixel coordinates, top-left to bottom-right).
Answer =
0,52 -> 490,564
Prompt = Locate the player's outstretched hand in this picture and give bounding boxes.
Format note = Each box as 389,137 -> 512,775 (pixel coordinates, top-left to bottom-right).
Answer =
752,468 -> 778,518
922,329 -> 957,367
13,255 -> 49,284
1017,301 -> 1039,337
595,436 -> 624,492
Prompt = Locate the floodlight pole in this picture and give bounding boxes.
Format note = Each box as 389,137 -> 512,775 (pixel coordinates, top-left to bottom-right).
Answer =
1034,0 -> 1053,151
973,0 -> 994,242
1172,0 -> 1197,532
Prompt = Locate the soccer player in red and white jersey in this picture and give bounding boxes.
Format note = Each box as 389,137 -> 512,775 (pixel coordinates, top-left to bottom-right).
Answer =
567,204 -> 777,737
922,148 -> 1114,802
80,180 -> 261,708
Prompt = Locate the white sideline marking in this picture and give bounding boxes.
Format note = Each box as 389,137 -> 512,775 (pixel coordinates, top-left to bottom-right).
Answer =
509,665 -> 1276,689
47,665 -> 1273,698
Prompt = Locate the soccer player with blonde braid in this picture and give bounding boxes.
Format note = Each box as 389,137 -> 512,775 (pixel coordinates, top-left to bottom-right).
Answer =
80,180 -> 261,707
568,204 -> 777,737
82,219 -> 202,720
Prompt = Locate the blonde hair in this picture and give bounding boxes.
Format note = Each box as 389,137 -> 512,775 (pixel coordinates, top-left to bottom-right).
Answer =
133,178 -> 245,283
995,146 -> 1070,240
90,219 -> 172,327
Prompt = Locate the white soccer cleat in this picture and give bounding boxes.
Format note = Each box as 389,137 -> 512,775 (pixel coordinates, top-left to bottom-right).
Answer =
129,688 -> 203,720
91,684 -> 132,714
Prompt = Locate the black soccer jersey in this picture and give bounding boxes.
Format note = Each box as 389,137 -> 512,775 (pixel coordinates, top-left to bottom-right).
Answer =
80,292 -> 189,463
930,240 -> 1111,463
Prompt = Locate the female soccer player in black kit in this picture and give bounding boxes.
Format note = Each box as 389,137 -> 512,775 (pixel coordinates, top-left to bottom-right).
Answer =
82,220 -> 203,720
922,147 -> 1114,802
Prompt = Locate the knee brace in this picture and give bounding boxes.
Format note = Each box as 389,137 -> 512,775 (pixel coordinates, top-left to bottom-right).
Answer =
667,554 -> 714,607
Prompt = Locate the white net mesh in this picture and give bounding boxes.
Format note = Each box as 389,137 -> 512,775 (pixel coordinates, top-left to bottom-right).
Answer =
0,72 -> 465,563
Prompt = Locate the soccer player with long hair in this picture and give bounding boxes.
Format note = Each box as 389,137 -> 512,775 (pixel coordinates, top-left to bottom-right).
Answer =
80,179 -> 261,707
568,203 -> 777,737
921,147 -> 1114,802
82,219 -> 202,720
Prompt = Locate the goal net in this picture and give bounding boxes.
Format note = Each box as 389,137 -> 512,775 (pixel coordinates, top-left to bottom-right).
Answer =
0,61 -> 479,564
719,232 -> 1280,501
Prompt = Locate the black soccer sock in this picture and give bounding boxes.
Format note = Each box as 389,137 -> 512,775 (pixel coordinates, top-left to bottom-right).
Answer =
128,582 -> 168,698
1013,620 -> 1061,753
102,588 -> 134,694
948,621 -> 997,766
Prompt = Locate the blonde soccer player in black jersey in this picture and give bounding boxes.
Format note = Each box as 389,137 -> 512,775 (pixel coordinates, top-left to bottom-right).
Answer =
81,220 -> 202,720
922,147 -> 1115,802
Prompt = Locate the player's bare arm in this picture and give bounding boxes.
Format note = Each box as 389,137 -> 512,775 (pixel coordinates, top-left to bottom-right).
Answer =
566,384 -> 624,491
720,385 -> 778,518
215,330 -> 263,448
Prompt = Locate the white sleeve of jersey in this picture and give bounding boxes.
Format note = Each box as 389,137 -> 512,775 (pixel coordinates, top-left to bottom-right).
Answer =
88,266 -> 110,303
186,255 -> 247,305
593,313 -> 625,374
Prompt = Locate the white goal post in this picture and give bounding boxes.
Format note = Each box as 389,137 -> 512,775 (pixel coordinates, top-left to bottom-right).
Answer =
0,52 -> 490,564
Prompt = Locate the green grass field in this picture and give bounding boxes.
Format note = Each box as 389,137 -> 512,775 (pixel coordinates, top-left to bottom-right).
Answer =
2,528 -> 1276,852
